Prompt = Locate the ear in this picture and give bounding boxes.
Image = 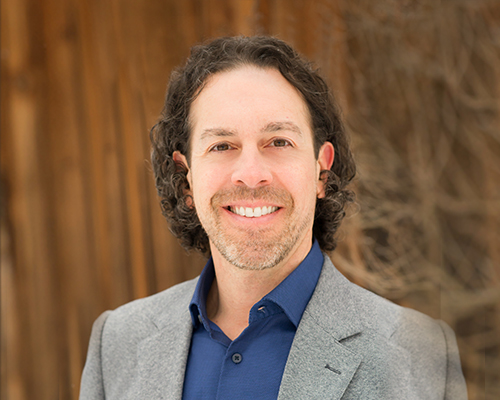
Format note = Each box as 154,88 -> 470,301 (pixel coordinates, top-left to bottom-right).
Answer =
316,142 -> 335,199
173,151 -> 193,202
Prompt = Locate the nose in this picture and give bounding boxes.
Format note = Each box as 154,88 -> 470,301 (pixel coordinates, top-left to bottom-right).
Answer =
231,148 -> 273,188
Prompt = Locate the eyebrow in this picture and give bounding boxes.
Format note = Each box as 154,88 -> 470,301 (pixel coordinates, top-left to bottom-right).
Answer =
199,121 -> 304,141
262,121 -> 303,137
200,128 -> 236,141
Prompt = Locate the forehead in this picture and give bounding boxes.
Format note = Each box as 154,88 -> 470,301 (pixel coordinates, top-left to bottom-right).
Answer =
188,66 -> 312,140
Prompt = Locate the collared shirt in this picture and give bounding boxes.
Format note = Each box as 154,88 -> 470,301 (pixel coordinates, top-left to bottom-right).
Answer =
182,239 -> 324,400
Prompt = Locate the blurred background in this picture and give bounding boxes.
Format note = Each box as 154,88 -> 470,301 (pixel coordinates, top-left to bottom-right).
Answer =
1,0 -> 499,399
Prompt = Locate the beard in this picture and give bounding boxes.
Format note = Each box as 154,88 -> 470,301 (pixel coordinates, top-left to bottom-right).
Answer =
197,186 -> 314,270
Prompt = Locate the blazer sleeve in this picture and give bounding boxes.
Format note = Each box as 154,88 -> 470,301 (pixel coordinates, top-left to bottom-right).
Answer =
437,320 -> 468,400
79,311 -> 111,400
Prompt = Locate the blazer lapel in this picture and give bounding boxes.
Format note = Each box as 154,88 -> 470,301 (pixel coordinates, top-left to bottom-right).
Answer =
137,319 -> 192,399
135,283 -> 196,400
278,255 -> 365,400
277,310 -> 362,400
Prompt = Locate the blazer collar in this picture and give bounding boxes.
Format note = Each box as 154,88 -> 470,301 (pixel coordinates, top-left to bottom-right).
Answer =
132,256 -> 397,399
136,279 -> 198,399
278,255 -> 369,400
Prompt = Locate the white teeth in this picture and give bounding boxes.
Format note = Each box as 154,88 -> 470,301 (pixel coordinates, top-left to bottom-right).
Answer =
230,206 -> 278,218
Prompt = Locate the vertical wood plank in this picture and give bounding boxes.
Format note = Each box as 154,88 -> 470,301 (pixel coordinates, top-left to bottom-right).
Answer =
1,1 -> 499,398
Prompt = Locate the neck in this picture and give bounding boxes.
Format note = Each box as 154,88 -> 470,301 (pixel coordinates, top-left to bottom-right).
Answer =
206,235 -> 313,340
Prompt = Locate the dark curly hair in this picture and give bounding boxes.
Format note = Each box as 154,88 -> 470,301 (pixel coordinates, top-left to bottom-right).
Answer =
150,36 -> 356,254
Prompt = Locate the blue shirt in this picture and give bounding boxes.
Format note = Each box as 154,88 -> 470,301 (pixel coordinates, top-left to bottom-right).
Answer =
182,240 -> 324,400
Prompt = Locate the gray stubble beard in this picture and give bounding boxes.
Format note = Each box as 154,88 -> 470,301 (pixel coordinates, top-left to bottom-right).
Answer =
200,187 -> 314,271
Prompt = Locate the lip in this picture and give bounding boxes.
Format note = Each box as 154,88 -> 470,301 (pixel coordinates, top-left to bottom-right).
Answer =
227,205 -> 280,218
222,205 -> 282,223
225,202 -> 281,208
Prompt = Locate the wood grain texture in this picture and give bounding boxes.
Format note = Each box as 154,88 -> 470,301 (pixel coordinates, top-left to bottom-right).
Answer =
1,0 -> 498,399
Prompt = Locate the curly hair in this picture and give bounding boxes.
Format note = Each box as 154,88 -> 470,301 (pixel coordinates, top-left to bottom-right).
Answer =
150,36 -> 356,254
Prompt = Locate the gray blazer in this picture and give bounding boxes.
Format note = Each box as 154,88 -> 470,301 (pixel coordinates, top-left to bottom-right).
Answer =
80,256 -> 467,399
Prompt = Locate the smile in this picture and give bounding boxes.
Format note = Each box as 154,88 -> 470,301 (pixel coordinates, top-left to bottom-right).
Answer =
228,206 -> 279,218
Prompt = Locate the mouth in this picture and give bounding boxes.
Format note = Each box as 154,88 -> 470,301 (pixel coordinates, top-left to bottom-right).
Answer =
226,205 -> 280,218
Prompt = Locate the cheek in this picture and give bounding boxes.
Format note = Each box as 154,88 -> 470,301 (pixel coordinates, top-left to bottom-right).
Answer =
285,158 -> 317,181
279,165 -> 318,200
191,165 -> 226,202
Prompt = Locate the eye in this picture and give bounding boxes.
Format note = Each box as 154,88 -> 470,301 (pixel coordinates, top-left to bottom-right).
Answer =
269,138 -> 291,148
209,142 -> 233,152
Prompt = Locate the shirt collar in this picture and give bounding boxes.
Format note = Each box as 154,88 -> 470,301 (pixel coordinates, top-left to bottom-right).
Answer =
189,257 -> 215,331
258,239 -> 323,327
189,239 -> 324,330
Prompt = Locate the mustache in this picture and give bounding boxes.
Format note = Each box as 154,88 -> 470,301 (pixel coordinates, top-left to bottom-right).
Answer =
211,186 -> 293,207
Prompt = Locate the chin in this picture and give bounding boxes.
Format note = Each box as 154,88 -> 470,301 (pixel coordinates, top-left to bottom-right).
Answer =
212,235 -> 296,271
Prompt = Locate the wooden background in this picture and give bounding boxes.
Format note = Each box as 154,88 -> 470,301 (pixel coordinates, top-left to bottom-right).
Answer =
2,0 -> 499,399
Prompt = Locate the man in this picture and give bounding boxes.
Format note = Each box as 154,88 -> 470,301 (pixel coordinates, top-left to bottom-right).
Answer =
80,36 -> 467,399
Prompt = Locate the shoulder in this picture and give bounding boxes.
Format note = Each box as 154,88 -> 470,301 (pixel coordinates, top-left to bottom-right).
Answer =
81,278 -> 199,398
110,278 -> 197,322
92,277 -> 198,357
303,255 -> 466,398
311,255 -> 445,342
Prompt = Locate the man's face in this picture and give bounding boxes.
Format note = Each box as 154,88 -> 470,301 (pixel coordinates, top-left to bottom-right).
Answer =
176,66 -> 333,270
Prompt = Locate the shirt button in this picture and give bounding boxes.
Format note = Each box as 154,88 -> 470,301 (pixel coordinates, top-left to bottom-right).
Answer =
232,353 -> 242,364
